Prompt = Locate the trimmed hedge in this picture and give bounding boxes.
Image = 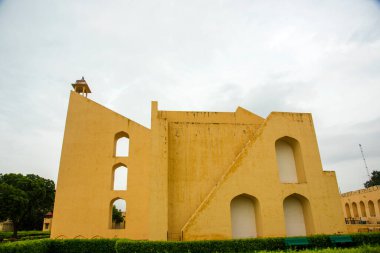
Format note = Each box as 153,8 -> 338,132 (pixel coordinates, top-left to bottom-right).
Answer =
351,232 -> 380,245
0,239 -> 50,253
0,231 -> 50,239
115,233 -> 380,253
115,238 -> 286,253
0,239 -> 117,253
18,235 -> 50,241
0,233 -> 379,253
49,239 -> 117,253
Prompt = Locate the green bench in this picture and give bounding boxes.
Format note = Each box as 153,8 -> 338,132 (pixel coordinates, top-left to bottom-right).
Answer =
330,235 -> 353,247
284,237 -> 310,248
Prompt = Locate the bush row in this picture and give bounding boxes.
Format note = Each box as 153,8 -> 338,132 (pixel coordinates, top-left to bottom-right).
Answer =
0,240 -> 50,253
115,233 -> 380,253
116,238 -> 285,253
0,231 -> 50,239
49,239 -> 118,253
0,239 -> 118,253
1,235 -> 50,243
0,233 -> 379,253
117,245 -> 380,253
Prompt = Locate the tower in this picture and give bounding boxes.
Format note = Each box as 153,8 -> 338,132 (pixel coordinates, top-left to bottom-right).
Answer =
71,77 -> 91,97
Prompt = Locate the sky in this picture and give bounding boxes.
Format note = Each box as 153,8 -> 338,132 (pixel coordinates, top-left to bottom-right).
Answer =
0,0 -> 379,193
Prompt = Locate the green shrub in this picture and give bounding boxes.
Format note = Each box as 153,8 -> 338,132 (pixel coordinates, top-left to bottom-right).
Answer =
0,232 -> 379,253
115,238 -> 285,253
357,245 -> 380,253
351,232 -> 380,245
307,235 -> 333,248
18,234 -> 50,241
0,239 -> 50,253
115,233 -> 380,253
272,245 -> 380,253
49,239 -> 117,253
0,231 -> 50,239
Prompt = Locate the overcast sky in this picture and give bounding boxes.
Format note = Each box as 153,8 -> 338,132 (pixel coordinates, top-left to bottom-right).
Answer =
0,0 -> 379,193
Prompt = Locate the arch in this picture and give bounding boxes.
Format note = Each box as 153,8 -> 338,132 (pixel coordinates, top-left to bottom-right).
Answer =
360,201 -> 367,217
283,193 -> 314,236
114,131 -> 129,157
345,203 -> 351,218
368,201 -> 376,217
352,202 -> 359,217
230,194 -> 262,238
112,163 -> 128,190
110,198 -> 126,229
74,235 -> 86,239
275,136 -> 306,183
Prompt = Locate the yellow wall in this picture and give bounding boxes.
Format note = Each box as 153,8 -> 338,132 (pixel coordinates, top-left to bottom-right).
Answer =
51,92 -> 151,239
180,112 -> 346,240
43,217 -> 53,231
341,185 -> 380,232
52,91 -> 347,240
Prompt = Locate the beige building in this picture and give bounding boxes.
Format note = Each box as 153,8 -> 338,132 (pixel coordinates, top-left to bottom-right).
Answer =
42,212 -> 53,232
51,79 -> 347,240
0,220 -> 13,232
341,185 -> 380,233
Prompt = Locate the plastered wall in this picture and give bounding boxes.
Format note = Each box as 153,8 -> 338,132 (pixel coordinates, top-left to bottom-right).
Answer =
341,186 -> 380,224
52,92 -> 346,240
51,92 -> 151,239
180,113 -> 347,240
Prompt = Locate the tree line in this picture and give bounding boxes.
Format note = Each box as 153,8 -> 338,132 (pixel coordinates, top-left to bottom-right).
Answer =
0,173 -> 55,238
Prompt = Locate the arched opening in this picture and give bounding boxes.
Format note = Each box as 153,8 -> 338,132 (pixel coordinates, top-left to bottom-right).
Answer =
352,202 -> 359,217
360,201 -> 367,217
112,164 -> 128,190
283,193 -> 314,236
275,137 -> 306,183
230,194 -> 262,238
368,201 -> 376,217
115,132 -> 129,157
110,198 -> 126,229
345,203 -> 351,218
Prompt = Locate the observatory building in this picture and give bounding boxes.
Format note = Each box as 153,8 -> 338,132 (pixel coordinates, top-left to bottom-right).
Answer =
51,79 -> 347,240
341,186 -> 380,233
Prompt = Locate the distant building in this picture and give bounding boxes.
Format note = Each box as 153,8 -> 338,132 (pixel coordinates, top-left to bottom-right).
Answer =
42,212 -> 53,232
51,79 -> 347,240
341,185 -> 380,233
0,220 -> 13,232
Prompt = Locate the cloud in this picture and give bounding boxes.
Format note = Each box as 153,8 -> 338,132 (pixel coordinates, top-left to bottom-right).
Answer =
317,117 -> 380,192
0,0 -> 379,193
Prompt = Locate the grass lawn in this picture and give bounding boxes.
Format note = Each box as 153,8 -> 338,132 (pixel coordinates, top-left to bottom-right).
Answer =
0,231 -> 49,238
0,230 -> 50,243
259,245 -> 380,252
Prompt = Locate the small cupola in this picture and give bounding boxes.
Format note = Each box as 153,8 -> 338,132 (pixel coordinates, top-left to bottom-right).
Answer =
71,77 -> 92,97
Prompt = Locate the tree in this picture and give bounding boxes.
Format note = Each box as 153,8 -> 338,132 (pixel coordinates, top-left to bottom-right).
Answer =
0,184 -> 28,237
112,206 -> 124,224
0,173 -> 55,238
364,170 -> 380,188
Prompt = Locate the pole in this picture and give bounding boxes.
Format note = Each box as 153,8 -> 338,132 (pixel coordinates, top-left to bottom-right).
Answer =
359,144 -> 370,179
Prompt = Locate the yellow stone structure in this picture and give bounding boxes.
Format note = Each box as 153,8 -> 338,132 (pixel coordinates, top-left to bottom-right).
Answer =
341,186 -> 380,233
51,81 -> 347,240
42,212 -> 53,232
